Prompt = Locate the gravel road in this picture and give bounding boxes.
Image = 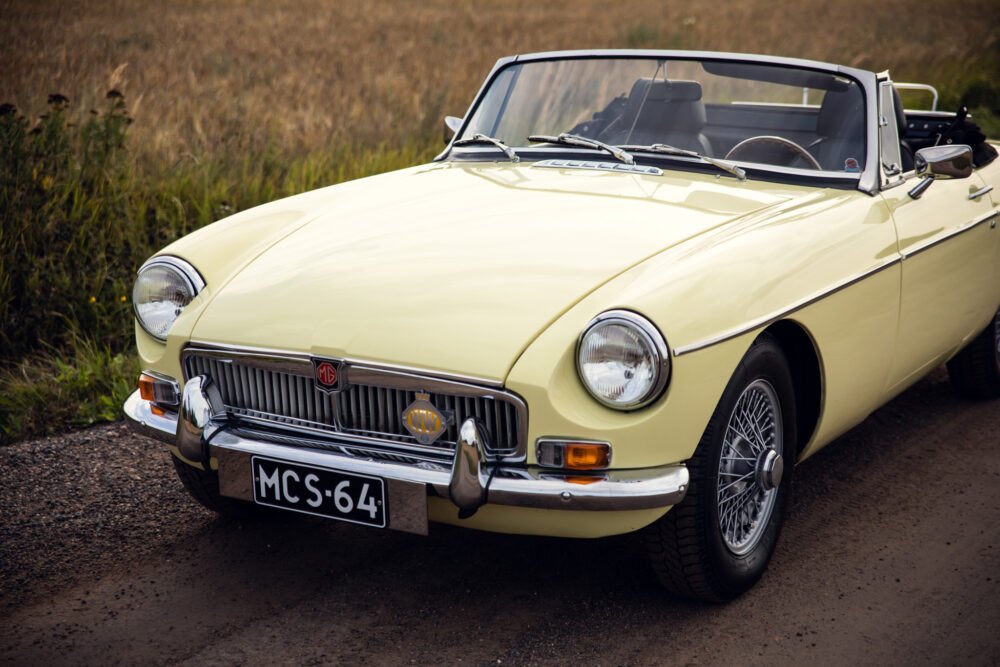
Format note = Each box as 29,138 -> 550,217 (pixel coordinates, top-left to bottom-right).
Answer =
2,368 -> 999,666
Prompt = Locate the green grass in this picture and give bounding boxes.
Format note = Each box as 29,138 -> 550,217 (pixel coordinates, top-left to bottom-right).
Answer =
0,337 -> 140,443
0,93 -> 436,444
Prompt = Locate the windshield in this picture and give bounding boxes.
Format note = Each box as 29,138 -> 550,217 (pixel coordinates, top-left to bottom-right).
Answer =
458,57 -> 867,173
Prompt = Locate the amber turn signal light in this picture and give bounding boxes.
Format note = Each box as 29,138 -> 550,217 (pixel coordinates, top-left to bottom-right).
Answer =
564,443 -> 611,470
536,439 -> 612,470
138,372 -> 180,415
138,373 -> 157,402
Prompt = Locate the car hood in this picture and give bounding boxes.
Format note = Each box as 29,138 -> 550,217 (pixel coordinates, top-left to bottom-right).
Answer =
189,161 -> 792,382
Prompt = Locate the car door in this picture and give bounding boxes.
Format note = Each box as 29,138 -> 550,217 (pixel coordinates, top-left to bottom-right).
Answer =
877,81 -> 1000,392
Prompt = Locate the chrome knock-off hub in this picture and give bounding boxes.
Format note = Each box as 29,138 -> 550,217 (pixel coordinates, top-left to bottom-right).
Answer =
755,448 -> 783,491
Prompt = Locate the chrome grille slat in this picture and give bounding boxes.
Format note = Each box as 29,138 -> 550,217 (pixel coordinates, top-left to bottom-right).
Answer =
183,351 -> 523,459
375,387 -> 384,433
234,364 -> 244,409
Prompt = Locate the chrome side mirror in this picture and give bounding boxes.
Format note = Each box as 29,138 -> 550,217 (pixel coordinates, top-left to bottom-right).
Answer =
908,144 -> 974,199
443,115 -> 463,144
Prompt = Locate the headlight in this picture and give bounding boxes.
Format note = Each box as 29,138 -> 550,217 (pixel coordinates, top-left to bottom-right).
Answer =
576,310 -> 670,410
132,256 -> 205,341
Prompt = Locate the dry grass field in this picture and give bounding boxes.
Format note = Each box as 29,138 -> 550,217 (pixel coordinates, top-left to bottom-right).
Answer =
1,0 -> 999,441
3,0 -> 998,161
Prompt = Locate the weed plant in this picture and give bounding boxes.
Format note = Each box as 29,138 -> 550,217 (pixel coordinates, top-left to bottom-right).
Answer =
0,336 -> 139,440
1,93 -> 138,362
0,94 -> 436,443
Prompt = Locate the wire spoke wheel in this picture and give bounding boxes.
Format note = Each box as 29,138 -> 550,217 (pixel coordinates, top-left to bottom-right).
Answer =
646,333 -> 795,602
716,379 -> 782,555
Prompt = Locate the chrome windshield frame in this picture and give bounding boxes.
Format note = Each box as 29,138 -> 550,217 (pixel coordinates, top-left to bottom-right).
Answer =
436,49 -> 880,195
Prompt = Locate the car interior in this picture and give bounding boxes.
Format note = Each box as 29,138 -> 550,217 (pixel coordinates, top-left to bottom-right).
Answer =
571,67 -> 989,174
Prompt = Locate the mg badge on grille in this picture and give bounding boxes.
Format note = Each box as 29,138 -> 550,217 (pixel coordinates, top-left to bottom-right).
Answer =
312,358 -> 344,393
402,392 -> 451,445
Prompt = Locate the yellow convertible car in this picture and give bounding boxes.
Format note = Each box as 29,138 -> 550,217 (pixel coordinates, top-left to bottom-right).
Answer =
125,50 -> 1000,601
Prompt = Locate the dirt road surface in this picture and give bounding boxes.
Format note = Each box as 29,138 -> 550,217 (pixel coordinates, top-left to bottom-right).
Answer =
2,368 -> 999,666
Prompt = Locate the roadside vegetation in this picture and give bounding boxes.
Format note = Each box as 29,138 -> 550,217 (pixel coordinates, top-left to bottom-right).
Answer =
1,0 -> 998,443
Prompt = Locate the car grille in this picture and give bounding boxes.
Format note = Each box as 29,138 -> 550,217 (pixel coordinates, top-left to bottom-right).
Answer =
182,347 -> 525,463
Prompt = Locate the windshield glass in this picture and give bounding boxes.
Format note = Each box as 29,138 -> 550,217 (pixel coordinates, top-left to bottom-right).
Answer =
459,57 -> 867,173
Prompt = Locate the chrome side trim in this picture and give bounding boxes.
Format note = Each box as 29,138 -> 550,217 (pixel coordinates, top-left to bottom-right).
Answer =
901,208 -> 1000,260
673,257 -> 901,356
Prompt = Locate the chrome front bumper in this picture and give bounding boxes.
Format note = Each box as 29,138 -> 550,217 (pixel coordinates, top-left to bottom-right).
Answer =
124,387 -> 689,529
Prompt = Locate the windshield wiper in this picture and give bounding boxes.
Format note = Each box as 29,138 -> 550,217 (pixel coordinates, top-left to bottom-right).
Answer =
527,133 -> 635,165
452,133 -> 520,163
619,143 -> 747,181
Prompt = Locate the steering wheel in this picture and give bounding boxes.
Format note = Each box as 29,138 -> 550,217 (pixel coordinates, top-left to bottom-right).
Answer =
725,136 -> 821,170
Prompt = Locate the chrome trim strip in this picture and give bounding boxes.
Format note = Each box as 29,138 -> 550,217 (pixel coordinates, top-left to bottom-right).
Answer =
124,391 -> 688,513
673,257 -> 901,356
968,185 -> 994,201
677,207 -> 997,356
901,209 -> 1000,260
511,49 -> 859,79
533,159 -> 663,176
184,341 -> 505,387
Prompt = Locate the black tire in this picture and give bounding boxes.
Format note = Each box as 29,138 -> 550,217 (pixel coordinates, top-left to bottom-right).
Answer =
947,308 -> 1000,399
646,333 -> 796,602
171,454 -> 258,518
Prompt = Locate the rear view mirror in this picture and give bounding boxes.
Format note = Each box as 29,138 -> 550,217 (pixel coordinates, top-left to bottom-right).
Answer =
908,144 -> 973,198
443,116 -> 463,144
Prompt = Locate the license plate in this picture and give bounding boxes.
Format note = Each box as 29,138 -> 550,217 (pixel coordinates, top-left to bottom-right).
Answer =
251,456 -> 386,528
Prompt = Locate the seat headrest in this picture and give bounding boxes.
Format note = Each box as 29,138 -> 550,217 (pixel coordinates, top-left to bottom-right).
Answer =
817,86 -> 865,137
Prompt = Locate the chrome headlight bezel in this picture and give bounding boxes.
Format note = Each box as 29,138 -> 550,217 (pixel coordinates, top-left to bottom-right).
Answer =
132,256 -> 205,342
576,310 -> 671,411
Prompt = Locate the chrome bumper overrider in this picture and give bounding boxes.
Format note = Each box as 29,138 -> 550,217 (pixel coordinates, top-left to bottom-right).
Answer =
124,386 -> 688,522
